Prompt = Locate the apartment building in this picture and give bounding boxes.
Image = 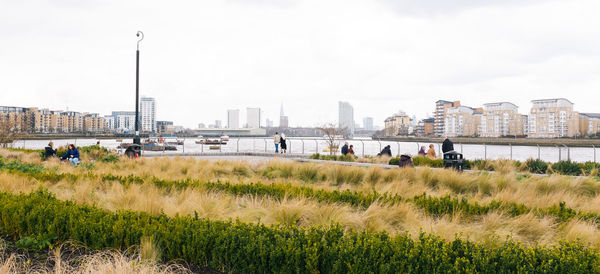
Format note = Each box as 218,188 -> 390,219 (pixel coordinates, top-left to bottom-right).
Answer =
480,102 -> 525,137
579,113 -> 600,136
434,100 -> 460,136
528,98 -> 579,138
338,101 -> 355,134
444,106 -> 481,137
83,113 -> 107,132
140,97 -> 156,133
416,118 -> 435,136
111,111 -> 136,132
384,112 -> 412,136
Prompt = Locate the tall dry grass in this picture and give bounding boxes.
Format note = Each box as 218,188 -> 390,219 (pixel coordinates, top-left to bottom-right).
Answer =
2,169 -> 600,248
0,243 -> 191,274
3,149 -> 600,247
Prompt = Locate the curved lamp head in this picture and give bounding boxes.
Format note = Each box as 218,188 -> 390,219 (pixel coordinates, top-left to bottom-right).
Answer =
136,31 -> 144,50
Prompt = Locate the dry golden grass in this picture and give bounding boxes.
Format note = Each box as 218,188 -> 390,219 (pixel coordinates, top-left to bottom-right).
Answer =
0,243 -> 191,274
3,149 -> 600,248
1,168 -> 599,248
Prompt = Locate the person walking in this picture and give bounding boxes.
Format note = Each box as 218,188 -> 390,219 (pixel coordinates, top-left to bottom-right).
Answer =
61,144 -> 80,165
280,133 -> 287,153
341,142 -> 349,156
442,136 -> 454,154
426,144 -> 437,159
418,146 -> 426,156
44,142 -> 57,159
348,145 -> 355,156
274,132 -> 281,153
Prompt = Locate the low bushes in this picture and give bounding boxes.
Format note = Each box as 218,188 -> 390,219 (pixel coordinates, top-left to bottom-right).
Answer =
551,161 -> 583,176
524,159 -> 549,174
1,190 -> 599,273
309,153 -> 355,162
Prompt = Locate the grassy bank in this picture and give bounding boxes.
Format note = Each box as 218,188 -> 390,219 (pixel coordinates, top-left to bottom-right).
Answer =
2,148 -> 600,272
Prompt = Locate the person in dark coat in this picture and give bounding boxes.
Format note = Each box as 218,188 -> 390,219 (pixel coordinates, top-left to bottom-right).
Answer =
341,142 -> 349,156
398,154 -> 414,168
61,144 -> 80,165
418,146 -> 426,156
442,137 -> 454,154
44,142 -> 57,159
280,133 -> 287,153
378,145 -> 392,157
348,145 -> 355,156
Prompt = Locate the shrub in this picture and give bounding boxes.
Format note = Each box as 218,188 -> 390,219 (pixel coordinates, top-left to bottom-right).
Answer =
0,190 -> 599,273
581,161 -> 600,176
524,159 -> 548,174
551,161 -> 582,176
411,156 -> 444,168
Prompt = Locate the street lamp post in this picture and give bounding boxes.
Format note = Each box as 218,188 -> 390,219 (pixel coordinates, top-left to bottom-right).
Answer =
134,31 -> 144,145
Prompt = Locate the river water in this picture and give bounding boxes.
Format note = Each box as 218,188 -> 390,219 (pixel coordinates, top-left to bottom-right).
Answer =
10,138 -> 599,163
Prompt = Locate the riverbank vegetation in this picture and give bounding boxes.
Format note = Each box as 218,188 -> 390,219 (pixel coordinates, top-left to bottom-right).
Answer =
1,148 -> 600,272
310,153 -> 600,177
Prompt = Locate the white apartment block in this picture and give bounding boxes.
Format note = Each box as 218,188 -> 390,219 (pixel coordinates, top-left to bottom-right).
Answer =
528,98 -> 579,138
227,109 -> 240,129
444,106 -> 479,137
480,102 -> 524,137
246,107 -> 261,129
140,97 -> 156,133
338,101 -> 355,134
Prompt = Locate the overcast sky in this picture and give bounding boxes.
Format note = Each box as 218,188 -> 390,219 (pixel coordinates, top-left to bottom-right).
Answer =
1,0 -> 599,128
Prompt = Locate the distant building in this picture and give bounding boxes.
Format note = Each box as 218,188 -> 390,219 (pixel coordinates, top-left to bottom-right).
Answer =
528,98 -> 579,138
480,102 -> 525,137
215,120 -> 222,129
435,100 -> 460,136
384,112 -> 412,136
140,97 -> 156,133
279,103 -> 288,128
279,116 -> 289,128
157,121 -> 174,135
227,109 -> 240,129
197,123 -> 206,129
444,106 -> 480,137
416,118 -> 435,136
266,119 -> 274,128
338,101 -> 355,135
579,113 -> 600,136
59,111 -> 83,133
111,111 -> 136,132
363,117 -> 374,131
246,107 -> 261,128
103,115 -> 115,130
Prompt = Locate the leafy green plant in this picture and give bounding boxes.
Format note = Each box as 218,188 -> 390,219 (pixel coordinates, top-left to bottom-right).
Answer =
551,161 -> 582,176
15,234 -> 57,250
524,159 -> 549,174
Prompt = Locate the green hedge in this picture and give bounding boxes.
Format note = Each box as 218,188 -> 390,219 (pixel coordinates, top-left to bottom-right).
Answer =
309,153 -> 355,162
0,190 -> 599,273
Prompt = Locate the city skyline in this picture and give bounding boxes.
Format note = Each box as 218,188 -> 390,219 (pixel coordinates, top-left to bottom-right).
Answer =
1,1 -> 600,128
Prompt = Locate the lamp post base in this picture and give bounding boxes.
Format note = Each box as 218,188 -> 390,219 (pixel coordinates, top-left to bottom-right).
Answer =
133,136 -> 141,145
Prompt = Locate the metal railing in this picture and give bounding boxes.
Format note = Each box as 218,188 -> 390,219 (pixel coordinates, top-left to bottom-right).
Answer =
7,138 -> 600,163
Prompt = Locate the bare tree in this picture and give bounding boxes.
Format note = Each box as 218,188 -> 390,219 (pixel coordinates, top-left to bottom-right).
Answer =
317,123 -> 347,155
0,120 -> 17,148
